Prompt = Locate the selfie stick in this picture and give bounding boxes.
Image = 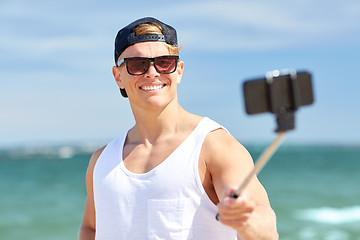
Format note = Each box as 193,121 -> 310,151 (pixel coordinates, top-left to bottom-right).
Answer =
215,131 -> 286,220
216,70 -> 313,220
229,131 -> 285,198
231,70 -> 299,198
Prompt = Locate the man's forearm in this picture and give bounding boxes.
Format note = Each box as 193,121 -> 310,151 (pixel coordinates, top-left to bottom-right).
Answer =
237,205 -> 278,240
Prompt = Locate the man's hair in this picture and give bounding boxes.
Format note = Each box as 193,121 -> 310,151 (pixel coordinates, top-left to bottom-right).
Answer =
134,22 -> 181,55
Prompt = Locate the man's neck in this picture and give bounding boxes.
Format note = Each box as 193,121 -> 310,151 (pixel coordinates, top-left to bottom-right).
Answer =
130,101 -> 189,144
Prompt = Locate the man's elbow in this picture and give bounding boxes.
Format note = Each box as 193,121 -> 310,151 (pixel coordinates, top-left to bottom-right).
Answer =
79,224 -> 95,240
270,209 -> 279,240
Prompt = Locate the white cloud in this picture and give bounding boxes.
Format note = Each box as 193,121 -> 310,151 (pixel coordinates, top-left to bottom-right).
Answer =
157,0 -> 360,51
0,0 -> 359,145
1,0 -> 359,57
0,35 -> 101,55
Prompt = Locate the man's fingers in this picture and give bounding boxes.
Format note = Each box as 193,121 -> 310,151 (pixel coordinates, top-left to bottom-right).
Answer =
217,212 -> 252,223
216,192 -> 255,223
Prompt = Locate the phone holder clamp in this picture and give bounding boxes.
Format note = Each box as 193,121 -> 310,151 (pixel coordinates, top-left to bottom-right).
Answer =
266,69 -> 300,132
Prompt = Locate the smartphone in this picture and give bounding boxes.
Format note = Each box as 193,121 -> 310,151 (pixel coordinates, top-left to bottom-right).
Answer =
243,70 -> 314,115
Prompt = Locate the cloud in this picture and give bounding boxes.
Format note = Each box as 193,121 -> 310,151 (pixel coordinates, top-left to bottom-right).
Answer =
2,0 -> 359,58
1,0 -> 359,145
156,0 -> 360,51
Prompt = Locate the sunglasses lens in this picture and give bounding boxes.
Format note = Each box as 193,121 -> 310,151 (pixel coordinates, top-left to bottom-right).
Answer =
154,56 -> 177,74
126,58 -> 149,75
125,56 -> 178,75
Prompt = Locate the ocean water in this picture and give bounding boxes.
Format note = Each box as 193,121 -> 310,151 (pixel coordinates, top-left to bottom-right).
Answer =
0,143 -> 359,240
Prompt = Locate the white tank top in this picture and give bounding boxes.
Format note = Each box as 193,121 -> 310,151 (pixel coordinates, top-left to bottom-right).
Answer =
93,117 -> 237,240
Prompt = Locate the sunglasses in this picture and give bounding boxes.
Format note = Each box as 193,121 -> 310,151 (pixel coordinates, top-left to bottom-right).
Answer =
117,55 -> 179,76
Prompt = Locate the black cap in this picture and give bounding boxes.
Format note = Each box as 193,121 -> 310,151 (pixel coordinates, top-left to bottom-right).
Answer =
114,17 -> 178,64
114,17 -> 178,98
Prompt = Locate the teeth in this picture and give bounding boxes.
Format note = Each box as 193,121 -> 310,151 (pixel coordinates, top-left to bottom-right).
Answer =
142,85 -> 163,91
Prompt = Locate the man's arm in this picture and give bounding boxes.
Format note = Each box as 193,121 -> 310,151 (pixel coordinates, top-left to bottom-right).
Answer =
202,129 -> 278,240
79,147 -> 105,240
79,197 -> 96,240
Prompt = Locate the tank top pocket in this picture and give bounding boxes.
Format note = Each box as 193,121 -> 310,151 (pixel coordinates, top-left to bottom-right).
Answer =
147,198 -> 194,240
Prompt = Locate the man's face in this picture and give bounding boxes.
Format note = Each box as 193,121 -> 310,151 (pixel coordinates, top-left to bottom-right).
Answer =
113,41 -> 184,110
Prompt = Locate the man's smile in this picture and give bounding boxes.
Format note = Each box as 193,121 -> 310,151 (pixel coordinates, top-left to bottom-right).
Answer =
140,84 -> 166,91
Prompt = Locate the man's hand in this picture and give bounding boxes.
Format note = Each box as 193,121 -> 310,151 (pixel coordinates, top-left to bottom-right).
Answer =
216,188 -> 255,231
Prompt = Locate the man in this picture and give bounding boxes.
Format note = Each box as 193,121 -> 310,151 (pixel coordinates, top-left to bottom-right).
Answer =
79,17 -> 278,240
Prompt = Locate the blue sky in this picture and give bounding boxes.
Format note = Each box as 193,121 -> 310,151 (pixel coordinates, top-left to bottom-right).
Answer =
1,0 -> 359,147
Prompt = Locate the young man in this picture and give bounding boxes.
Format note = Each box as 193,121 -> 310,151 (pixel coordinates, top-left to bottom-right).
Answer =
79,17 -> 278,240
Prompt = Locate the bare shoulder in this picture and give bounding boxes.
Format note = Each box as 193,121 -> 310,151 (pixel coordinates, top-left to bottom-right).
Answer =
91,146 -> 107,163
85,145 -> 107,196
202,128 -> 253,170
87,145 -> 107,175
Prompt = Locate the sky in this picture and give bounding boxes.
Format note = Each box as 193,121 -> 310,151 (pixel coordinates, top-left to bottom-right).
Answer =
1,0 -> 360,147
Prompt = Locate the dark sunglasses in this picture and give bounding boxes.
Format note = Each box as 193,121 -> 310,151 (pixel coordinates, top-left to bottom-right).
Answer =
116,55 -> 179,76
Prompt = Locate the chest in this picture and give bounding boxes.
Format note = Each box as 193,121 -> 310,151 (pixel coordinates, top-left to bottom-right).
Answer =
121,137 -> 219,205
122,137 -> 186,174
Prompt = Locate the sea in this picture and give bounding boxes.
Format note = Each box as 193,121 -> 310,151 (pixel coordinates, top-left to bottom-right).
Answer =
0,142 -> 359,240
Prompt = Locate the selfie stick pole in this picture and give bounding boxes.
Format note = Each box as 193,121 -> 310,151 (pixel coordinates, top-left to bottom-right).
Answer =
215,131 -> 286,220
230,70 -> 297,198
230,131 -> 286,198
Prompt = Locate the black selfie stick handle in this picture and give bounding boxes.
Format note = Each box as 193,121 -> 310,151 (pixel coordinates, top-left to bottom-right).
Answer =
230,192 -> 239,198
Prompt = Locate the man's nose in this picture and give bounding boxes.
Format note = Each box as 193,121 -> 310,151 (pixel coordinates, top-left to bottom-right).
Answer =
145,62 -> 160,77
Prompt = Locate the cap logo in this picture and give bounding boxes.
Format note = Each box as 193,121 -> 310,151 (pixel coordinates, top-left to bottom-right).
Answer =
129,34 -> 165,45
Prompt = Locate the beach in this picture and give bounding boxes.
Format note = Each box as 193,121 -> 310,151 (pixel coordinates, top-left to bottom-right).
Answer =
1,143 -> 359,240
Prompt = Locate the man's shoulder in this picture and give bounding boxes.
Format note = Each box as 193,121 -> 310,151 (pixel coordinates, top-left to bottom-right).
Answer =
202,128 -> 252,166
204,127 -> 237,150
89,145 -> 107,166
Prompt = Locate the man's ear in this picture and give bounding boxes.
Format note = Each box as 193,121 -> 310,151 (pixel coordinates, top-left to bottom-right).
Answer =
112,66 -> 125,89
176,61 -> 184,85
